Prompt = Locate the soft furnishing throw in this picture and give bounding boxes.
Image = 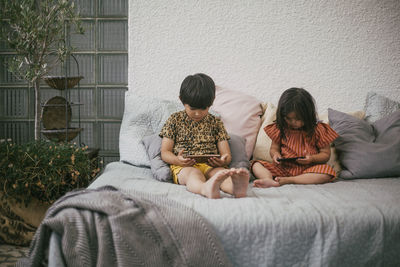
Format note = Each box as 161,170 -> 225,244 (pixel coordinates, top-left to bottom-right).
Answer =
17,186 -> 232,267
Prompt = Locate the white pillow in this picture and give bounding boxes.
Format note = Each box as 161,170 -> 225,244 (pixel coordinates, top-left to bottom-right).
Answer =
211,86 -> 263,159
364,91 -> 400,123
119,94 -> 182,167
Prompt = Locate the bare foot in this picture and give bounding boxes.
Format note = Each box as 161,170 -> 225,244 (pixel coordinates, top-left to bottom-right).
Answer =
230,168 -> 250,198
201,169 -> 232,198
253,178 -> 280,188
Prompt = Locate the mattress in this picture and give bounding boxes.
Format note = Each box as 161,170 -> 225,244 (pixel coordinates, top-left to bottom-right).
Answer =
86,162 -> 400,267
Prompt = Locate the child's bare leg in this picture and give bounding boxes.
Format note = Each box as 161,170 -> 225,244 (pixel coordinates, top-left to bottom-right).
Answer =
177,167 -> 206,194
252,162 -> 280,188
178,167 -> 231,198
276,173 -> 332,185
219,168 -> 250,198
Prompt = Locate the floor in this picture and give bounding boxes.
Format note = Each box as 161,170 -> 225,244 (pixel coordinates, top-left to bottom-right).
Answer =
0,244 -> 29,266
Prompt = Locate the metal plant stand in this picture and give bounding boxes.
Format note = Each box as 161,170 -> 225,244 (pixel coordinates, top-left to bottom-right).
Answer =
41,54 -> 84,143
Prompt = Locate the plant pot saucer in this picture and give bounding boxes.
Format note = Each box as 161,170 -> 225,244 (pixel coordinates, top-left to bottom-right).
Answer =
41,127 -> 83,142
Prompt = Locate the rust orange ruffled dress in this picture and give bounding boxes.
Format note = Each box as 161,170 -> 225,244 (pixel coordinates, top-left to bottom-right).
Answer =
254,122 -> 339,178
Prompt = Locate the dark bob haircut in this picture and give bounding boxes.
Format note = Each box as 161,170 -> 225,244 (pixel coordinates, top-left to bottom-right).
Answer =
179,73 -> 215,109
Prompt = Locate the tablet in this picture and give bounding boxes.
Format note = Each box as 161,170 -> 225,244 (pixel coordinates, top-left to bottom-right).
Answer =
277,156 -> 305,162
185,154 -> 221,163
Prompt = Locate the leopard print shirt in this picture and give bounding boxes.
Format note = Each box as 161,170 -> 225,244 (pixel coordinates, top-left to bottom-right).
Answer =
159,111 -> 230,155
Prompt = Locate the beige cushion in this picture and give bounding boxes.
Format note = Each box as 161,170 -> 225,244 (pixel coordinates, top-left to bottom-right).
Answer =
252,102 -> 277,162
252,105 -> 365,174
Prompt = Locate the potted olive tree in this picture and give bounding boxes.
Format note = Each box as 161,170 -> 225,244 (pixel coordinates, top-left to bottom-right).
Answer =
0,0 -> 83,140
0,0 -> 88,245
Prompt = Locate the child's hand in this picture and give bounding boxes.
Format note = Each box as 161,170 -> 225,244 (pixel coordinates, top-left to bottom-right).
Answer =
297,155 -> 313,165
208,154 -> 229,167
177,150 -> 196,167
272,153 -> 282,164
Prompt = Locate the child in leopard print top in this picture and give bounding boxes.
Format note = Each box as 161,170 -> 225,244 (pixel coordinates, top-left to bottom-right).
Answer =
159,73 -> 249,199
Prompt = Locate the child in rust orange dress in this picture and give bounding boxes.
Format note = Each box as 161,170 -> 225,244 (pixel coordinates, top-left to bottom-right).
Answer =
252,87 -> 339,187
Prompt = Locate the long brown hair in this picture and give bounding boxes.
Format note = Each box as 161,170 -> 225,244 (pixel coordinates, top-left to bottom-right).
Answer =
276,88 -> 317,140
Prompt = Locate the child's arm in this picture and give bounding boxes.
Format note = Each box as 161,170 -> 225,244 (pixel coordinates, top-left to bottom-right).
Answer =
270,141 -> 282,164
297,144 -> 331,165
208,140 -> 231,167
160,137 -> 195,167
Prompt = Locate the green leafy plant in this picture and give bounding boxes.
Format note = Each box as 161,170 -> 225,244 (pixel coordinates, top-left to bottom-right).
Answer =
0,0 -> 83,140
0,139 -> 100,204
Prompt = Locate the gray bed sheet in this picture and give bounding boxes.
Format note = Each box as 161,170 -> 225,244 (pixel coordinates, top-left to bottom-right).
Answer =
84,162 -> 400,266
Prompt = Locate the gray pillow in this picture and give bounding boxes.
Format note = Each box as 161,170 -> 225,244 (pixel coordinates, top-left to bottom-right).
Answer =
141,134 -> 250,182
328,108 -> 400,179
141,134 -> 172,182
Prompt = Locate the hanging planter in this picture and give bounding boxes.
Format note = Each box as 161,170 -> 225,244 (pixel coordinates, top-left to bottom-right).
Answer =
43,76 -> 84,90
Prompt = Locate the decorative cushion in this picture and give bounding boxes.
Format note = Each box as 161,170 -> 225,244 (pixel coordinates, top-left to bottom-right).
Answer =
211,86 -> 263,159
319,111 -> 366,124
141,134 -> 172,182
364,91 -> 400,123
252,104 -> 366,174
119,94 -> 182,167
328,108 -> 400,179
141,133 -> 250,182
252,102 -> 277,162
319,110 -> 366,174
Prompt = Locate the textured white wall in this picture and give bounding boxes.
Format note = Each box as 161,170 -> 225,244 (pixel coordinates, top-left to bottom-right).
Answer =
128,0 -> 400,113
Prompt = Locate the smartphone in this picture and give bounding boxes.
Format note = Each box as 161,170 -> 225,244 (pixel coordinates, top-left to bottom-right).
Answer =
277,156 -> 305,162
185,154 -> 221,163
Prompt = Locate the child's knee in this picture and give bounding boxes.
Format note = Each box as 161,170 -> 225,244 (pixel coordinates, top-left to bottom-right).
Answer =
178,166 -> 204,182
251,161 -> 262,171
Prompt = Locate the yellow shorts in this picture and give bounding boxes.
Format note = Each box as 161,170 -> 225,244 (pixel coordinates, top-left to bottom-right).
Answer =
170,163 -> 213,184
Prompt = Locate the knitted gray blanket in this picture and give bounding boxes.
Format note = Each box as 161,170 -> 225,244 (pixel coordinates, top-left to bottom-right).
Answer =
17,186 -> 232,267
